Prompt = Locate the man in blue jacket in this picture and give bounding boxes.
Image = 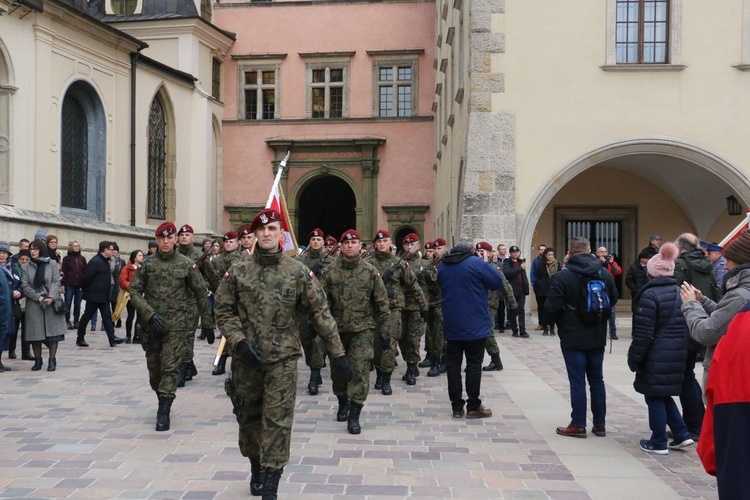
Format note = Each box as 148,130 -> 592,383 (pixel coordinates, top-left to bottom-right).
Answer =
545,236 -> 617,438
438,240 -> 505,419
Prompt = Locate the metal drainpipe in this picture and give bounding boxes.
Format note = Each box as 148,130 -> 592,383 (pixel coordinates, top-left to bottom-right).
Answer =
129,52 -> 138,226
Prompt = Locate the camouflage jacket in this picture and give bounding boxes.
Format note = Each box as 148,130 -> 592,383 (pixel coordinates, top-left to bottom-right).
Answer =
320,256 -> 391,333
295,247 -> 336,277
369,250 -> 423,312
214,248 -> 345,364
403,254 -> 430,312
205,249 -> 243,293
129,249 -> 214,332
423,260 -> 441,307
487,263 -> 517,310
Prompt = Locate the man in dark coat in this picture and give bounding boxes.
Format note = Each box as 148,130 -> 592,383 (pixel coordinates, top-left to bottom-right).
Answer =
545,236 -> 617,438
625,250 -> 651,308
77,241 -> 124,348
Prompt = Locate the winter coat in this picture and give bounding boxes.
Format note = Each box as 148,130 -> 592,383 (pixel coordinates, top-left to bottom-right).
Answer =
534,260 -> 560,297
118,262 -> 140,292
627,277 -> 687,397
81,253 -> 112,303
681,263 -> 750,371
674,249 -> 718,302
503,259 -> 530,295
20,260 -> 67,342
0,268 -> 11,341
625,260 -> 649,297
110,256 -> 126,303
61,251 -> 87,287
544,253 -> 618,350
438,246 -> 504,342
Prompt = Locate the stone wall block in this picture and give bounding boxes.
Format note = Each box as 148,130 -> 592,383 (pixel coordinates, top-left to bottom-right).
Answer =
470,12 -> 491,33
470,53 -> 491,73
472,72 -> 504,93
469,92 -> 491,112
470,32 -> 505,54
471,0 -> 505,15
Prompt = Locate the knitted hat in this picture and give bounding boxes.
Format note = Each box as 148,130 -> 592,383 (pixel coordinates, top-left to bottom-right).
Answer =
34,228 -> 47,241
723,229 -> 750,265
647,242 -> 679,277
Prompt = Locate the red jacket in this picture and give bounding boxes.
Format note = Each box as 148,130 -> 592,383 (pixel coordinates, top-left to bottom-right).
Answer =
698,301 -> 750,499
118,262 -> 140,292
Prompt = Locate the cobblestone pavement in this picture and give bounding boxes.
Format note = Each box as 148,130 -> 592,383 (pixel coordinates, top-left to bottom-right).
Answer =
0,322 -> 717,499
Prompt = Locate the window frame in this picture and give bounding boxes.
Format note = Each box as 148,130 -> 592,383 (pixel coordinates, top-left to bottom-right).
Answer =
237,61 -> 282,121
301,54 -> 352,119
211,58 -> 222,101
372,59 -> 418,118
604,0 -> 683,70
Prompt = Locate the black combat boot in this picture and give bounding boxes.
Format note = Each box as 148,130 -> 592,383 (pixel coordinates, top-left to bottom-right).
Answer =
249,457 -> 264,496
374,368 -> 383,390
132,323 -> 142,344
308,368 -> 320,395
347,401 -> 363,434
482,353 -> 504,371
212,354 -> 227,376
418,355 -> 433,368
403,363 -> 417,385
381,372 -> 393,396
336,394 -> 350,422
438,357 -> 447,373
315,369 -> 323,385
177,364 -> 187,388
188,360 -> 198,377
427,359 -> 441,377
155,397 -> 173,431
262,469 -> 282,500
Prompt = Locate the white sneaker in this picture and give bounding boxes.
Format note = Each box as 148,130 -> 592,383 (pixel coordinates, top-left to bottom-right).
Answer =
668,438 -> 695,450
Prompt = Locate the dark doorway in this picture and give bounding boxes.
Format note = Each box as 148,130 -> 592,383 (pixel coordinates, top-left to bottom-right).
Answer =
394,226 -> 417,251
297,175 -> 356,243
565,220 -> 623,297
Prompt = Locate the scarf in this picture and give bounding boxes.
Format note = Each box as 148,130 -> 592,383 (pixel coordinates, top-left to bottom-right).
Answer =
545,259 -> 560,277
31,256 -> 51,290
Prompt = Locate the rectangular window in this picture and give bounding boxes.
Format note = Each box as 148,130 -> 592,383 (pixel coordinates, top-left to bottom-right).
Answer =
308,65 -> 346,119
211,58 -> 221,100
615,0 -> 669,63
371,57 -> 418,117
240,67 -> 279,120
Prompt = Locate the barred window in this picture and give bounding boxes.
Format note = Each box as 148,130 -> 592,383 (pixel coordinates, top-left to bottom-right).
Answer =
61,97 -> 88,210
212,58 -> 221,100
616,0 -> 669,63
147,96 -> 167,219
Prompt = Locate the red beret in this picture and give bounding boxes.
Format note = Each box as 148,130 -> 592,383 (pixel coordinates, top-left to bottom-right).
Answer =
223,231 -> 238,241
373,229 -> 390,242
340,229 -> 360,242
424,241 -> 433,249
476,241 -> 493,252
237,225 -> 253,236
155,222 -> 176,237
433,238 -> 447,247
249,208 -> 281,233
308,228 -> 324,240
177,224 -> 194,235
325,236 -> 337,246
403,233 -> 419,245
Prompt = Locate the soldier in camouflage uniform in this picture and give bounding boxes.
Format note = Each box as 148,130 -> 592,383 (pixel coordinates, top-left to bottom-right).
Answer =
319,229 -> 390,434
400,233 -> 429,385
422,238 -> 447,376
175,224 -> 213,386
419,241 -> 435,368
204,230 -> 242,376
369,229 -> 423,395
214,209 -> 352,499
129,222 -> 214,432
295,228 -> 337,395
476,242 -> 516,371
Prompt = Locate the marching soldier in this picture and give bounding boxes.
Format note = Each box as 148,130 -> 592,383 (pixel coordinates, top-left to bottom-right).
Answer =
215,209 -> 352,499
175,224 -> 214,386
129,222 -> 214,432
400,233 -> 429,385
296,228 -> 337,395
204,230 -> 242,376
369,229 -> 423,395
422,238 -> 446,376
319,229 -> 390,434
324,236 -> 340,257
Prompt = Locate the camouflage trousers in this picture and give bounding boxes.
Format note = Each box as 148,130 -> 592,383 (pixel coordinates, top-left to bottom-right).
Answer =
299,318 -> 326,368
145,329 -> 189,400
400,310 -> 425,364
485,332 -> 500,355
374,310 -> 402,374
425,304 -> 445,359
181,313 -> 200,364
227,356 -> 298,473
332,329 -> 373,405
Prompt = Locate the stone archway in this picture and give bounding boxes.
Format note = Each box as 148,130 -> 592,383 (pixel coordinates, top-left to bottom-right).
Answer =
517,137 -> 750,263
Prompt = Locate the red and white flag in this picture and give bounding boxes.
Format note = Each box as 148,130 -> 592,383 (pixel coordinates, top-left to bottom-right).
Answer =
266,151 -> 299,254
719,208 -> 750,248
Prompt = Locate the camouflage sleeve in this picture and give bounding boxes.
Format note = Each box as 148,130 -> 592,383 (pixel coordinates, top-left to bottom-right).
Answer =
129,264 -> 155,323
188,265 -> 214,329
204,257 -> 222,293
402,263 -> 427,311
372,269 -> 391,329
214,272 -> 245,351
503,278 -> 518,309
319,272 -> 334,309
300,269 -> 345,359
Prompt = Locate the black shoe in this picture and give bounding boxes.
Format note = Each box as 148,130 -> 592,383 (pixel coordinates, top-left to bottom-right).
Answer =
249,457 -> 264,496
336,395 -> 350,422
262,470 -> 281,500
520,331 -> 530,338
610,335 -> 619,340
0,362 -> 10,372
47,358 -> 57,372
427,364 -> 441,377
197,333 -> 206,340
22,352 -> 34,361
189,361 -> 198,377
381,373 -> 392,395
438,358 -> 447,373
74,320 -> 79,329
155,397 -> 172,431
76,339 -> 89,347
177,364 -> 187,388
212,355 -> 227,376
31,358 -> 43,371
374,369 -> 383,390
308,368 -> 320,395
8,351 -> 16,359
418,356 -> 433,368
347,402 -> 363,434
482,360 -> 504,371
125,336 -> 132,344
512,331 -> 519,337
112,336 -> 125,345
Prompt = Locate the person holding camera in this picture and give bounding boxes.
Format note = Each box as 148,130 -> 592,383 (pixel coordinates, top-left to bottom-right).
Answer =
503,246 -> 530,338
596,247 -> 622,340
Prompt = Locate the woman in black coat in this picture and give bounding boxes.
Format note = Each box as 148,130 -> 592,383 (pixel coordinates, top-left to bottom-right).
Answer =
534,247 -> 561,336
628,243 -> 694,455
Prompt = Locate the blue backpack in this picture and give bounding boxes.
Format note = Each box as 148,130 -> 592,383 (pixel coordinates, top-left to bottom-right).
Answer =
572,269 -> 612,324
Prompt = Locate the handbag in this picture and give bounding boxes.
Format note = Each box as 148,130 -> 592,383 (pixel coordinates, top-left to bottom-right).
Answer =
12,299 -> 23,320
52,295 -> 67,315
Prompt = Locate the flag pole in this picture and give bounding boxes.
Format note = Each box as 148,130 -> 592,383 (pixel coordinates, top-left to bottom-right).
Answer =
719,208 -> 750,247
266,150 -> 291,209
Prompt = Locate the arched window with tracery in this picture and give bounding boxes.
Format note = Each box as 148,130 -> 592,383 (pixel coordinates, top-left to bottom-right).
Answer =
147,95 -> 167,219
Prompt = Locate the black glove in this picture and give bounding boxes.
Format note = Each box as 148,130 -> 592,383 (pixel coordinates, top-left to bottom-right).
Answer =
379,331 -> 390,350
150,313 -> 166,333
331,355 -> 353,382
235,339 -> 262,367
203,327 -> 215,345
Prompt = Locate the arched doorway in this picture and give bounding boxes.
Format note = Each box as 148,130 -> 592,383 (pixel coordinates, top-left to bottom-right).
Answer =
297,175 -> 356,242
394,225 -> 417,250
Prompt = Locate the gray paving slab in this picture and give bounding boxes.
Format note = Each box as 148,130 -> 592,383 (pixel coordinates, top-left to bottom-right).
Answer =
0,319 -> 717,499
